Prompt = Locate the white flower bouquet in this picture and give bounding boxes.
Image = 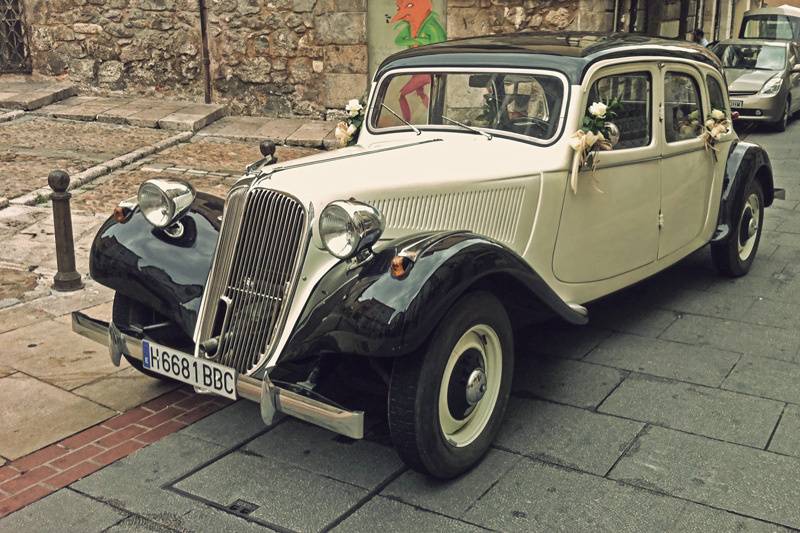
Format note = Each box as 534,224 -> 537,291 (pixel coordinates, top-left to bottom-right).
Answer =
335,99 -> 365,147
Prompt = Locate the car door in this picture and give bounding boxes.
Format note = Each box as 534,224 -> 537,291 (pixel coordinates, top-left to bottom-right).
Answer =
658,66 -> 717,259
553,64 -> 661,283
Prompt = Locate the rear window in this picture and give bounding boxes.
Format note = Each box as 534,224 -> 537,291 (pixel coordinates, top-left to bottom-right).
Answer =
741,15 -> 795,40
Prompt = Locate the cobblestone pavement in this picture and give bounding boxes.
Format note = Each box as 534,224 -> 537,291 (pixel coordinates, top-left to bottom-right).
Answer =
2,116 -> 800,531
0,116 -> 173,200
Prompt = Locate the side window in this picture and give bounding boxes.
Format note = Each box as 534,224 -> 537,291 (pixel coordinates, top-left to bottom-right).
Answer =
587,72 -> 651,150
707,76 -> 727,113
664,72 -> 703,143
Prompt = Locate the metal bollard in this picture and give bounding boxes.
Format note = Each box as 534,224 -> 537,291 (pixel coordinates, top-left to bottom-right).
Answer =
48,170 -> 84,292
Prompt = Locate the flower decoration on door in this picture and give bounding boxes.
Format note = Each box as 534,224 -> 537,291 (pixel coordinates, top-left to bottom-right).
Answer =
700,108 -> 731,159
568,98 -> 622,194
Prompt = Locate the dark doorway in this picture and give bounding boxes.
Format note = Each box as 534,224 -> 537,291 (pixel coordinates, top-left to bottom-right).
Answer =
0,0 -> 30,73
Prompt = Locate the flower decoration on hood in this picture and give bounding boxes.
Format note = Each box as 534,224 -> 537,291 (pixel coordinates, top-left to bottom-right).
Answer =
335,99 -> 366,147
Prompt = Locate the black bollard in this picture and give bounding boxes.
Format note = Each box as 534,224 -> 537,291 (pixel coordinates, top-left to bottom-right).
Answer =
48,170 -> 84,292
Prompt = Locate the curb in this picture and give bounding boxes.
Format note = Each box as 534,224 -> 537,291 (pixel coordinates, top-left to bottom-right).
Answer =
0,110 -> 24,124
8,131 -> 194,207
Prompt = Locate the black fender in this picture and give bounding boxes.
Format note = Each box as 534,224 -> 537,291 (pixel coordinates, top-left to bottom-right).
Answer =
278,232 -> 588,364
714,140 -> 774,242
89,192 -> 224,340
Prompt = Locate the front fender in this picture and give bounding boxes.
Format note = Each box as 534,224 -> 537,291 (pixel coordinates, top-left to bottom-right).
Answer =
714,140 -> 774,242
90,192 -> 224,339
278,232 -> 587,363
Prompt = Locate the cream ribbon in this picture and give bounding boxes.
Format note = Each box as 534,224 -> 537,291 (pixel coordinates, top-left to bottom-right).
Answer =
568,130 -> 610,194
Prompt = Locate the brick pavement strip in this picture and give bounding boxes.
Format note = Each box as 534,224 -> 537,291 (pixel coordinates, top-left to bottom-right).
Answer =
0,388 -> 228,518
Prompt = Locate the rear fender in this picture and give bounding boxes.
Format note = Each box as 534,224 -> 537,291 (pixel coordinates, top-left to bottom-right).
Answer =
714,140 -> 774,242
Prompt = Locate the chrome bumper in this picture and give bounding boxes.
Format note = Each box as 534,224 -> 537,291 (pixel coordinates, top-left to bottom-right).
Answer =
71,311 -> 364,439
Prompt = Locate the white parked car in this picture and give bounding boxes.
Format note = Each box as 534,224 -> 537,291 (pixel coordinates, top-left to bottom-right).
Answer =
74,32 -> 779,478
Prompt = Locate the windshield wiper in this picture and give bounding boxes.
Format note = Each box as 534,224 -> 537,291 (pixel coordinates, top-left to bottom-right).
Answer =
381,104 -> 421,136
442,115 -> 493,140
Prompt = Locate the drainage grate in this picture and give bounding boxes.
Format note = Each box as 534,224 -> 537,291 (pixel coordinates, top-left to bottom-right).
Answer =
0,0 -> 30,73
229,499 -> 259,516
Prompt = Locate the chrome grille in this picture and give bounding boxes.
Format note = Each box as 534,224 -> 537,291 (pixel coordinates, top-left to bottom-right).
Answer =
197,187 -> 307,375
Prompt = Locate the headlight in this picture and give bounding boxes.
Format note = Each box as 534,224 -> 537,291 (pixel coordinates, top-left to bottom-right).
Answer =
761,76 -> 783,95
137,179 -> 196,229
319,200 -> 384,259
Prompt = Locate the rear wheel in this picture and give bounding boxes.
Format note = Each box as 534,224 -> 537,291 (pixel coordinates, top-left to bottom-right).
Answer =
388,291 -> 513,479
112,294 -> 174,381
711,179 -> 764,277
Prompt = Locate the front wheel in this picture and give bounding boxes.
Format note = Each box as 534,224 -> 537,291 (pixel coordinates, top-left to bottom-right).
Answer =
711,179 -> 764,277
388,291 -> 513,479
773,97 -> 790,132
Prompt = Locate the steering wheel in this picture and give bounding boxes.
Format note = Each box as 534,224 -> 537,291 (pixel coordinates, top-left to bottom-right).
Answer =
508,116 -> 551,136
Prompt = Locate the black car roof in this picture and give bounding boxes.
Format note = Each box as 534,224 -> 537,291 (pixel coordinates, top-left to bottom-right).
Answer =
375,32 -> 723,84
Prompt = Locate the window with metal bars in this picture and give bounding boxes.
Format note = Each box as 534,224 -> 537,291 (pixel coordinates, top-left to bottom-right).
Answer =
0,0 -> 30,73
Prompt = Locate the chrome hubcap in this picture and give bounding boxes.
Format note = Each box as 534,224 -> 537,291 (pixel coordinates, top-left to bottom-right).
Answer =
465,368 -> 487,406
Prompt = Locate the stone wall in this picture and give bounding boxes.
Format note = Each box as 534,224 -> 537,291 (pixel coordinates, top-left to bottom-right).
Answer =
21,0 -> 614,118
23,0 -> 206,101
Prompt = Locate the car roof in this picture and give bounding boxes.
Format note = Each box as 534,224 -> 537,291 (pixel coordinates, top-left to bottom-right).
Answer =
375,32 -> 723,84
744,6 -> 800,17
717,38 -> 790,47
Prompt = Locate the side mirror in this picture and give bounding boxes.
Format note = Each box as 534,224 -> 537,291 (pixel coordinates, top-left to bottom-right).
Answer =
604,121 -> 621,147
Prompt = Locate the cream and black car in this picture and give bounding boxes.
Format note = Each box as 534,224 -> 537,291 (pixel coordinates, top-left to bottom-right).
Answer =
73,33 -> 778,478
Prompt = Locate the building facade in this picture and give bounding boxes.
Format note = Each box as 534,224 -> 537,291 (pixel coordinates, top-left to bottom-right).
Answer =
1,0 -> 766,118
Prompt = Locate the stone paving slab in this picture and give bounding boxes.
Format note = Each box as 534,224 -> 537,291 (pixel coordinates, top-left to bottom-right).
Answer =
0,488 -> 126,532
243,420 -> 403,490
198,115 -> 335,148
512,357 -> 627,409
660,314 -> 800,363
0,374 -> 114,460
465,458 -> 787,532
769,404 -> 800,457
72,367 -> 179,413
586,333 -> 740,387
0,81 -> 76,111
174,450 -> 369,532
722,355 -> 800,405
496,398 -> 643,475
333,496 -> 485,532
517,323 -> 613,360
598,374 -> 784,448
37,97 -> 226,132
609,426 -> 800,528
381,449 -> 519,519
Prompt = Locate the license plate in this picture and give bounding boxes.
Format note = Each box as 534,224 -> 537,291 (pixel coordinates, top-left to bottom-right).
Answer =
142,340 -> 237,400
730,99 -> 744,108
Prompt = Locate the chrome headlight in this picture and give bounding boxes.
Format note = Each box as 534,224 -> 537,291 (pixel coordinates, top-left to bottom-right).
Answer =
761,76 -> 783,95
319,200 -> 384,259
137,179 -> 196,229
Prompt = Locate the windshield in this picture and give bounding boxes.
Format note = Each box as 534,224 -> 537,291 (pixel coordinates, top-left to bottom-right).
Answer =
741,15 -> 795,40
714,44 -> 787,70
370,71 -> 566,143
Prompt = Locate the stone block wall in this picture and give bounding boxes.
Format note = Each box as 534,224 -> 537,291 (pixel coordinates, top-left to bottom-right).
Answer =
23,0 -> 205,101
21,0 -> 614,118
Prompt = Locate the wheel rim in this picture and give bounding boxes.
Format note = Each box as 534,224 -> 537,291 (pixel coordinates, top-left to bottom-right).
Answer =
737,192 -> 761,261
438,324 -> 502,448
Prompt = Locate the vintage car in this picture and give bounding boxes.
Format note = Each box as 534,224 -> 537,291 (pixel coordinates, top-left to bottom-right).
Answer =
73,33 -> 779,479
712,38 -> 800,130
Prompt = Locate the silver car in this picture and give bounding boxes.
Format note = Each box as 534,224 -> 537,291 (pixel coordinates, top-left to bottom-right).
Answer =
713,39 -> 800,131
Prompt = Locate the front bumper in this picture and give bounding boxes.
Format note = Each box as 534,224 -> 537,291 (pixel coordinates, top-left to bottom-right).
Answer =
730,93 -> 785,122
71,311 -> 364,439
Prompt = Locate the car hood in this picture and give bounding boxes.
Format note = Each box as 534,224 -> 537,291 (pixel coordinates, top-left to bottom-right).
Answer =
256,135 -> 555,211
725,68 -> 780,92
